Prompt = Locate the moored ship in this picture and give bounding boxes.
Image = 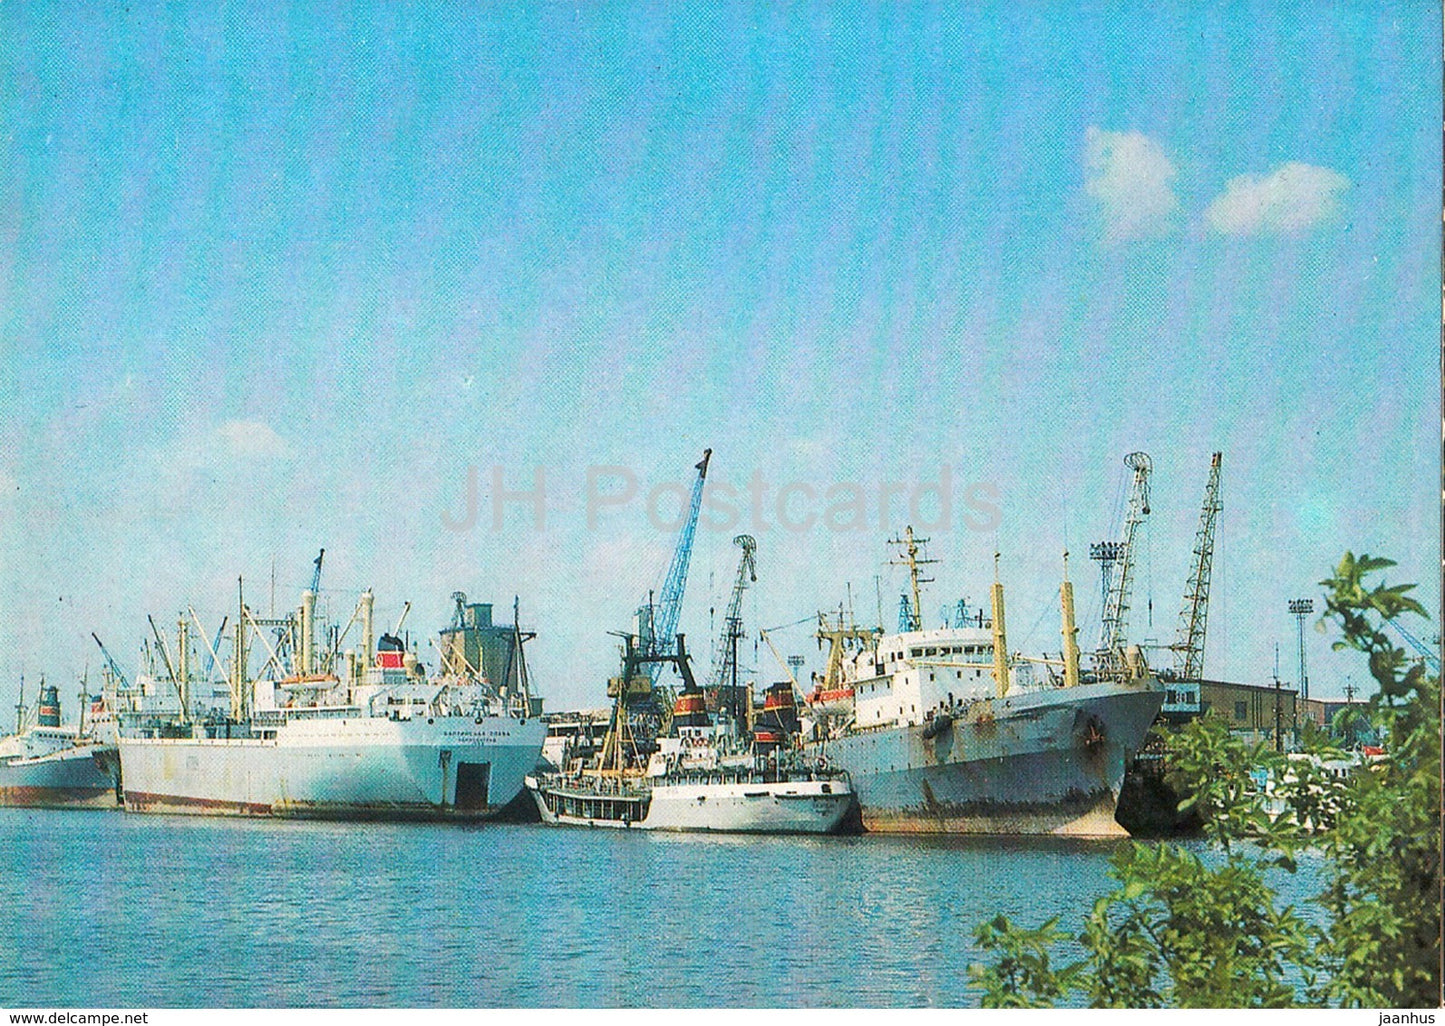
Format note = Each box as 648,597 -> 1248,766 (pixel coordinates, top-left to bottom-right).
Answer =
0,681 -> 120,809
527,634 -> 855,834
802,528 -> 1163,838
117,580 -> 545,821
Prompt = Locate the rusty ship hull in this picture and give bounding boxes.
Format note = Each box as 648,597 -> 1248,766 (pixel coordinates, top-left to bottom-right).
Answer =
814,680 -> 1162,837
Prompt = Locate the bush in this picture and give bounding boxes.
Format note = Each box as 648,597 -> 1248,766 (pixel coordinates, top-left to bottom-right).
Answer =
969,553 -> 1441,1007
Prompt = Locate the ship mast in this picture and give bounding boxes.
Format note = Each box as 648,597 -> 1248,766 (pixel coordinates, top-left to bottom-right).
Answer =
990,553 -> 1010,698
1060,552 -> 1081,689
231,577 -> 248,722
888,526 -> 937,632
814,609 -> 879,691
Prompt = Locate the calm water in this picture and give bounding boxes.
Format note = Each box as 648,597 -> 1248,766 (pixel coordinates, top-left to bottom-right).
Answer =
0,809 -> 1327,1007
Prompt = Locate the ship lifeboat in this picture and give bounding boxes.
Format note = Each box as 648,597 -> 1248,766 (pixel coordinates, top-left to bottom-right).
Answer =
806,684 -> 855,716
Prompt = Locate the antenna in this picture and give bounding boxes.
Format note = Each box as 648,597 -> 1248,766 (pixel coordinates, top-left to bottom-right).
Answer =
887,525 -> 937,632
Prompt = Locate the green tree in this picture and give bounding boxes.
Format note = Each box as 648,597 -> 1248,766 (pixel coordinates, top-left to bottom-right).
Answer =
970,553 -> 1441,1008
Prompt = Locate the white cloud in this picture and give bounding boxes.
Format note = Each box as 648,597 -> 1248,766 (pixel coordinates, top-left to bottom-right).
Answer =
1083,126 -> 1179,243
215,420 -> 292,460
1205,162 -> 1349,235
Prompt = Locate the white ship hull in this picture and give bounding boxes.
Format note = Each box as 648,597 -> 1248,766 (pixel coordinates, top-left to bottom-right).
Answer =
119,715 -> 545,820
527,774 -> 854,834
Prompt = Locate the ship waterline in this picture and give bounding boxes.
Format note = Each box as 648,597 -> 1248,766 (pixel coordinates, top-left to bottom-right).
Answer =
0,746 -> 120,810
528,773 -> 855,833
819,683 -> 1164,838
0,681 -> 122,810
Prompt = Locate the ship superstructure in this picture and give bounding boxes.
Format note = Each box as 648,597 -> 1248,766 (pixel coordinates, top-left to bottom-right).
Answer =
116,578 -> 545,821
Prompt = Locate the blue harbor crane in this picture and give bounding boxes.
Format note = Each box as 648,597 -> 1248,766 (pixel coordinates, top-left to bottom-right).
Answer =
1384,615 -> 1441,674
90,633 -> 132,691
200,617 -> 229,682
310,549 -> 325,596
638,449 -> 711,682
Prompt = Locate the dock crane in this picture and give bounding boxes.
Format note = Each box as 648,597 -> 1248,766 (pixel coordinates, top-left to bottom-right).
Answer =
708,534 -> 757,693
1385,615 -> 1442,674
1170,452 -> 1223,683
1093,452 -> 1152,676
91,633 -> 133,691
638,448 -> 711,682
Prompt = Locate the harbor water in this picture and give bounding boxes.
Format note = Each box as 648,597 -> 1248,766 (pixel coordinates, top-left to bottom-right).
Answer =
0,809 -> 1327,1007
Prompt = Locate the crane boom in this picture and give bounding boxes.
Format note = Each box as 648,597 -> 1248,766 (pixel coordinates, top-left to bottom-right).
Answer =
310,549 -> 325,595
641,448 -> 711,680
708,534 -> 757,691
1096,451 -> 1152,675
90,633 -> 132,691
1171,452 -> 1222,680
758,627 -> 798,690
1385,616 -> 1442,672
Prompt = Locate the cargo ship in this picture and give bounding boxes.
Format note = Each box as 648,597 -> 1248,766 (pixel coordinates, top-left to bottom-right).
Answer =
0,680 -> 120,809
527,634 -> 855,834
801,529 -> 1163,838
117,582 -> 545,821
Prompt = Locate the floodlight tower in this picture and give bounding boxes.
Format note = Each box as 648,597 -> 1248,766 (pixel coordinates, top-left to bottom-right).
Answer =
1288,598 -> 1313,701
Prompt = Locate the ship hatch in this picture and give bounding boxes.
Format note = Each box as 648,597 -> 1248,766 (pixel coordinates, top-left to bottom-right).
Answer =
455,762 -> 491,811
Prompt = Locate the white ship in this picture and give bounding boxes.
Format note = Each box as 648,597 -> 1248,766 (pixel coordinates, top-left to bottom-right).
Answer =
802,528 -> 1163,838
117,581 -> 545,821
0,681 -> 120,809
527,636 -> 855,834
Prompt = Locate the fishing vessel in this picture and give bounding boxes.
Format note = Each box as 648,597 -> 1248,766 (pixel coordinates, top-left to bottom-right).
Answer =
0,680 -> 120,809
527,634 -> 855,834
802,528 -> 1164,838
116,580 -> 546,821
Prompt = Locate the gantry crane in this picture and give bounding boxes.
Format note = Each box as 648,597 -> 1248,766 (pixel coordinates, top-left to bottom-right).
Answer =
1170,452 -> 1222,682
1094,452 -> 1152,676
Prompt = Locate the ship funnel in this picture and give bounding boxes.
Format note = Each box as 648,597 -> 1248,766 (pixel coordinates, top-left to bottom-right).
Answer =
990,554 -> 1010,699
1060,552 -> 1081,689
37,682 -> 60,727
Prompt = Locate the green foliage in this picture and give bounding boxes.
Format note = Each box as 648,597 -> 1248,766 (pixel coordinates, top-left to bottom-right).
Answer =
970,553 -> 1441,1008
968,915 -> 1081,1007
1084,843 -> 1317,1007
1310,553 -> 1441,1007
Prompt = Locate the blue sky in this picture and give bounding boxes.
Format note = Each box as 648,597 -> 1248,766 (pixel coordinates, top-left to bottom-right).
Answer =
0,2 -> 1438,714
